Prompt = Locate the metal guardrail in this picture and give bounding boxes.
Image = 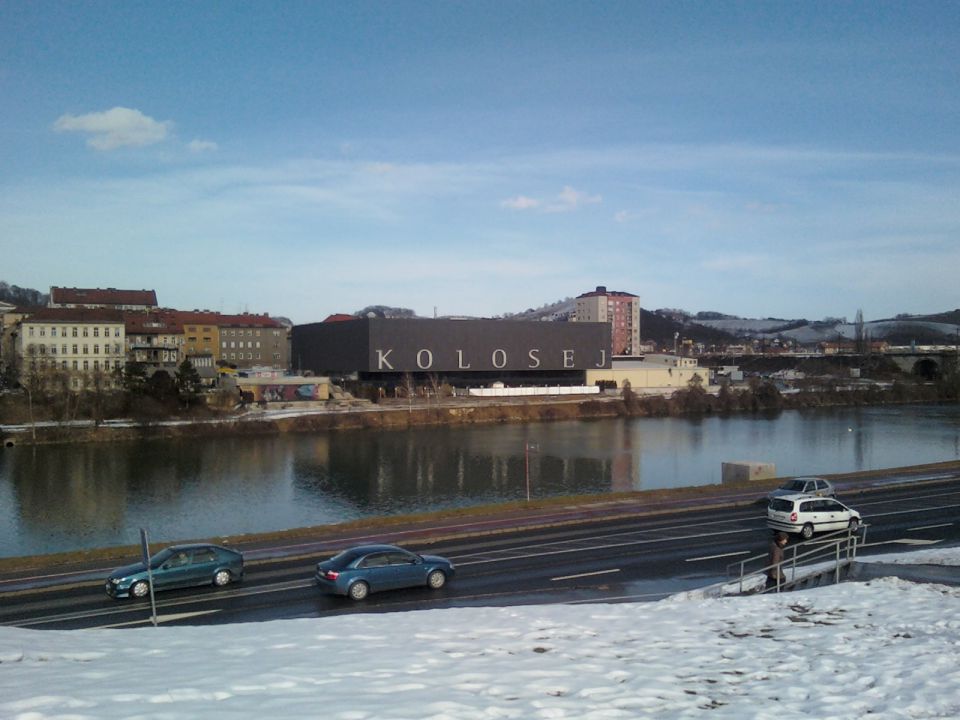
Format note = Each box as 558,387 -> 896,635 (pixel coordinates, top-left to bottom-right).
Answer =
726,524 -> 868,595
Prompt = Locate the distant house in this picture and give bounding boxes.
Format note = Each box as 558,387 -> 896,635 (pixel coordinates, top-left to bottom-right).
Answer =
49,287 -> 158,311
124,311 -> 184,375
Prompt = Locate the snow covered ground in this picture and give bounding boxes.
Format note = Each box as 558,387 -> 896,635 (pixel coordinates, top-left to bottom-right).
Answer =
1,547 -> 958,719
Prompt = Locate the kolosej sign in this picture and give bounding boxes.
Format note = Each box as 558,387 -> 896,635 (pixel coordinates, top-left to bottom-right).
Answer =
373,347 -> 608,372
290,317 -> 612,374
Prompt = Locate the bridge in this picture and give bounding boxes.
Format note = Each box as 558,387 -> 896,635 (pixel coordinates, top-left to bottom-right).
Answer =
700,348 -> 958,380
884,347 -> 959,379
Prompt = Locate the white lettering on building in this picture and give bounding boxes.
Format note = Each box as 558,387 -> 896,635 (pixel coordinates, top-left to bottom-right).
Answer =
416,349 -> 433,369
492,349 -> 507,369
563,349 -> 575,368
527,349 -> 541,368
376,349 -> 394,370
457,349 -> 471,369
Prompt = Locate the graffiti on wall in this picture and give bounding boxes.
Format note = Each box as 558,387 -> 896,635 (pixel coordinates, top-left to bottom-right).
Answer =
250,384 -> 323,402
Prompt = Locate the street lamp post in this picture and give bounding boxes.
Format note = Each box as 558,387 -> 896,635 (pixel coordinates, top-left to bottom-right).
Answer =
524,442 -> 538,502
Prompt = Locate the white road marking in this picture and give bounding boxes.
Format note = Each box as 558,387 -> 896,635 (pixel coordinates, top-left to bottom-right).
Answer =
551,569 -> 621,582
686,551 -> 751,562
98,609 -> 221,629
883,538 -> 942,546
908,522 -> 954,531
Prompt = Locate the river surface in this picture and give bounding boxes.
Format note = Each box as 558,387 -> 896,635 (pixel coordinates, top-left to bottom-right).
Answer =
2,404 -> 959,558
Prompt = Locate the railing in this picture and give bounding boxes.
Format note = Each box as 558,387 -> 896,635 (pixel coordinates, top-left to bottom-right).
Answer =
724,524 -> 868,595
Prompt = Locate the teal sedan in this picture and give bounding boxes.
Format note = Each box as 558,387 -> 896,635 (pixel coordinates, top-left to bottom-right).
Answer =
105,543 -> 244,599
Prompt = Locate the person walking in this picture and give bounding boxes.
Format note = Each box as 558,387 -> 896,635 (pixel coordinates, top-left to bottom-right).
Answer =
765,532 -> 788,591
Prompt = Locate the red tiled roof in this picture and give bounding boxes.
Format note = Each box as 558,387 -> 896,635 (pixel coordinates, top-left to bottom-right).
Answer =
20,307 -> 125,323
50,287 -> 158,307
162,309 -> 282,328
123,311 -> 184,334
323,314 -> 356,323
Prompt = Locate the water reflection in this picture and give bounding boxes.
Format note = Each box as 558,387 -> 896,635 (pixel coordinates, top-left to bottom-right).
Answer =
2,404 -> 959,557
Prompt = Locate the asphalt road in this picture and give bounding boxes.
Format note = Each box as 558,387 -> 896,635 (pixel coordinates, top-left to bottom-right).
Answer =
2,473 -> 959,631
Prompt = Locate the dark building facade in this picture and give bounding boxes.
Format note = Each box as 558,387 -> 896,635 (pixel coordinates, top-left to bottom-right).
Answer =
292,317 -> 611,387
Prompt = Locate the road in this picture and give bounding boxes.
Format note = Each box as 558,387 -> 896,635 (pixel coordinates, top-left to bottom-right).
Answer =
2,475 -> 958,631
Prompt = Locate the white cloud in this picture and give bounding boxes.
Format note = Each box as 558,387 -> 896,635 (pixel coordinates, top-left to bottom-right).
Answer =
501,186 -> 601,213
188,139 -> 218,153
53,107 -> 171,150
550,185 -> 602,212
501,195 -> 540,210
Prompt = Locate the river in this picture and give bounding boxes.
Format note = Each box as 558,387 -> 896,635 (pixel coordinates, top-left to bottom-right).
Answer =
1,404 -> 959,558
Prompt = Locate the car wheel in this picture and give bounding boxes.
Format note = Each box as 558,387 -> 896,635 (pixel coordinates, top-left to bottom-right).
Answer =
348,581 -> 369,601
848,518 -> 860,532
427,569 -> 446,590
801,523 -> 814,540
131,580 -> 150,599
213,569 -> 232,587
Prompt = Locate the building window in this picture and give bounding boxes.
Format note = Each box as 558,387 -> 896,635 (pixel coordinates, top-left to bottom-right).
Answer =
72,328 -> 78,337
51,328 -> 57,337
93,328 -> 99,337
83,360 -> 89,370
62,344 -> 67,354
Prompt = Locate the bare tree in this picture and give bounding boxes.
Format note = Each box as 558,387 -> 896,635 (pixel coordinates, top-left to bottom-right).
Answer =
854,308 -> 870,357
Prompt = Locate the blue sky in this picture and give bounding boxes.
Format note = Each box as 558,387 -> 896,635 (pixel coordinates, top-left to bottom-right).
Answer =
2,1 -> 958,324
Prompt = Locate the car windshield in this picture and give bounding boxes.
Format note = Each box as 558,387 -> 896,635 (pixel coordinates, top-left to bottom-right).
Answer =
783,480 -> 807,491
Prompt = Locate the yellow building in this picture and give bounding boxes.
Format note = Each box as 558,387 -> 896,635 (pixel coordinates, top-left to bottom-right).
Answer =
587,354 -> 711,392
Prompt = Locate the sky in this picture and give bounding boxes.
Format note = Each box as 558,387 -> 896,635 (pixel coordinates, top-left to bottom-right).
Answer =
1,546 -> 958,719
1,2 -> 958,325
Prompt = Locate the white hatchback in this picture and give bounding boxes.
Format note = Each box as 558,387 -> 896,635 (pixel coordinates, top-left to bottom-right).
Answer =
767,493 -> 862,540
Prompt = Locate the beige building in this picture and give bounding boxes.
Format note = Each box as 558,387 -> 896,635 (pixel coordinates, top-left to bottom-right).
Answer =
587,354 -> 711,392
575,286 -> 641,356
15,307 -> 126,389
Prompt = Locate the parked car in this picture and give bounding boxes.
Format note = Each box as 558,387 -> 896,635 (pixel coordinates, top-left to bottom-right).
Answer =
315,544 -> 455,601
105,543 -> 244,599
768,476 -> 835,501
767,493 -> 861,539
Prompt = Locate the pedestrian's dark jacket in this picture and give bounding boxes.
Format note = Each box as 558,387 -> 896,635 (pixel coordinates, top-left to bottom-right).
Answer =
767,538 -> 786,581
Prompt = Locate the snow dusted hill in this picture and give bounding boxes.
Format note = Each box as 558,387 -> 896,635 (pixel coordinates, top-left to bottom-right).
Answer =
694,314 -> 960,346
1,548 -> 958,719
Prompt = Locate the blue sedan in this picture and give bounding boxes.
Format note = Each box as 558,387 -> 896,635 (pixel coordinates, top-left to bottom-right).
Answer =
105,543 -> 244,599
315,544 -> 455,601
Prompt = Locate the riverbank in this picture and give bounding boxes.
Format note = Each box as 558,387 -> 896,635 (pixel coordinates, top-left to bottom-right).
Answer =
1,395 -> 624,446
3,381 -> 954,447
